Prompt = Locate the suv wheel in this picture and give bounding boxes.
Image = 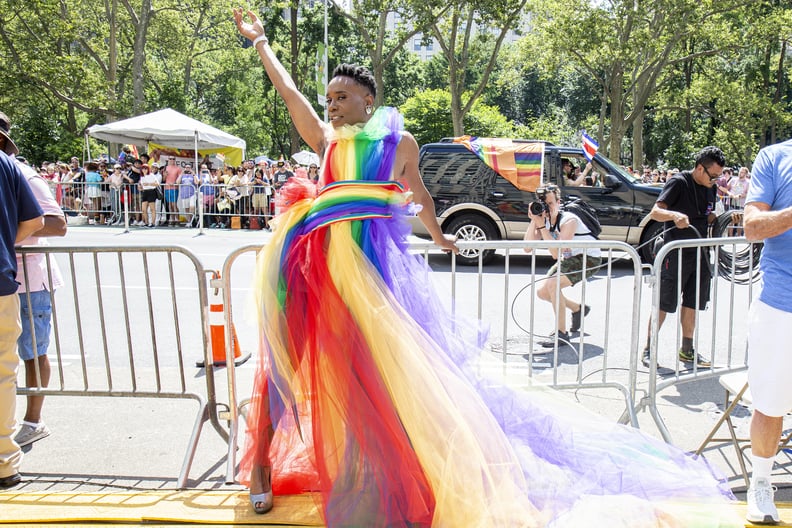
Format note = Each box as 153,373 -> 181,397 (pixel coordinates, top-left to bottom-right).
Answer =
638,221 -> 665,263
445,214 -> 498,265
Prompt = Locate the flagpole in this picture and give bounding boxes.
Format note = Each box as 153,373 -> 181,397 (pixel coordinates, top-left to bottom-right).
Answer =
323,0 -> 328,123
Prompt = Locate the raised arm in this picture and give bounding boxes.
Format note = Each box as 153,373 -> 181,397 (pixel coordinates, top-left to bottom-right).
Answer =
233,8 -> 330,154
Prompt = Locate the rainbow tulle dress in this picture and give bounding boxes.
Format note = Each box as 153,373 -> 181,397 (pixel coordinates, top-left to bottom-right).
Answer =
239,108 -> 741,527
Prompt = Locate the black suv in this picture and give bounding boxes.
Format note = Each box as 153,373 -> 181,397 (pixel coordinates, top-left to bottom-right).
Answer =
410,139 -> 664,264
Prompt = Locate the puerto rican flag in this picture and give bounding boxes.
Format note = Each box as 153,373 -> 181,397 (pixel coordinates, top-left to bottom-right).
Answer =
582,130 -> 599,162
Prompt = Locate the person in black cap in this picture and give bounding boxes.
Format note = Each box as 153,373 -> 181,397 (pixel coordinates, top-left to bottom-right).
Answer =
0,111 -> 45,489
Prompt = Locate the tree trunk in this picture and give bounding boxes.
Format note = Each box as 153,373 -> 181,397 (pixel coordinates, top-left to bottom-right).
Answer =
683,39 -> 693,133
288,4 -> 301,155
450,89 -> 464,136
370,10 -> 386,107
770,38 -> 786,146
183,5 -> 208,99
371,61 -> 385,108
607,67 -> 624,161
598,87 -> 607,146
632,108 -> 644,170
106,0 -> 118,111
131,0 -> 152,114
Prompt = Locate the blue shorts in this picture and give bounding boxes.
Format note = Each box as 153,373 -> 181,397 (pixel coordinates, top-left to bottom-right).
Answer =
18,290 -> 52,361
165,189 -> 178,203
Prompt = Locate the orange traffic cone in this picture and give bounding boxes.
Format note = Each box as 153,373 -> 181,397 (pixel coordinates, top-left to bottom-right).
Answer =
196,275 -> 251,368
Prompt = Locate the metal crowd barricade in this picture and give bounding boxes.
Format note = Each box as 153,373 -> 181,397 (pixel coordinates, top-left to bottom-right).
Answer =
56,181 -> 142,228
218,238 -> 646,484
219,243 -> 262,484
54,180 -> 276,231
197,183 -> 272,229
638,236 -> 760,443
15,244 -> 227,488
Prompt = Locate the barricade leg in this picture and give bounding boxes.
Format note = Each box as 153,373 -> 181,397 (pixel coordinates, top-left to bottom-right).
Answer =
178,396 -> 210,489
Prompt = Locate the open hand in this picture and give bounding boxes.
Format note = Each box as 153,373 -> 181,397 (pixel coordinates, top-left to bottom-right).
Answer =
233,8 -> 265,42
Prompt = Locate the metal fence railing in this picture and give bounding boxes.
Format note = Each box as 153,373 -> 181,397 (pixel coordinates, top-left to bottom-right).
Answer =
15,235 -> 761,487
218,239 -> 647,484
15,245 -> 228,488
52,182 -> 274,230
638,236 -> 761,443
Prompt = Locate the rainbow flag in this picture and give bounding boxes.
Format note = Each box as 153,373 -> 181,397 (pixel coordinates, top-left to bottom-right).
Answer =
454,136 -> 543,192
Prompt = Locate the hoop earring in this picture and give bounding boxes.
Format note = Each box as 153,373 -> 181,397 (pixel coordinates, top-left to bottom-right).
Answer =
365,105 -> 373,115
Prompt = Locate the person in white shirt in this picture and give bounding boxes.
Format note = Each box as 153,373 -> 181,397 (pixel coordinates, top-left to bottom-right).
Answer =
523,184 -> 601,347
138,164 -> 160,227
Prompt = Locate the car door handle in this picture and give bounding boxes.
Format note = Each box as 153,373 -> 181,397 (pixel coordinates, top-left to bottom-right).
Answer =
491,192 -> 504,198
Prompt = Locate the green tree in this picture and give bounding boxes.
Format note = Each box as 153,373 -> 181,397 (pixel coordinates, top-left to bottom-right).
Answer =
401,88 -> 513,146
531,0 -> 750,167
430,0 -> 529,135
333,0 -> 450,107
647,0 -> 791,167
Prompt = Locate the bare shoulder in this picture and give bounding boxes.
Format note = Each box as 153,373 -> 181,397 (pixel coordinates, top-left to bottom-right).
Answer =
393,131 -> 419,179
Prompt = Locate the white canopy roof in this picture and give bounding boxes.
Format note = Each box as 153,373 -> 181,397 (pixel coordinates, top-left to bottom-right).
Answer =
87,108 -> 246,152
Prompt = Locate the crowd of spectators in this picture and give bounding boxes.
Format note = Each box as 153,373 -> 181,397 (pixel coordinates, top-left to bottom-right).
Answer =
630,164 -> 751,211
17,153 -> 320,230
22,152 -> 754,231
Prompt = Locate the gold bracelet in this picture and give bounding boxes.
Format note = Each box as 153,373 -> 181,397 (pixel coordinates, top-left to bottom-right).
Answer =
252,34 -> 269,48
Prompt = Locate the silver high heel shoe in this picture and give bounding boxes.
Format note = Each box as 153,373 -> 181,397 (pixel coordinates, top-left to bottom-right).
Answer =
249,465 -> 273,514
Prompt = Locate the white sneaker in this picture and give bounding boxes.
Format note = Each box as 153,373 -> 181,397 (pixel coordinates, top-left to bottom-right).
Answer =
14,422 -> 51,447
746,478 -> 780,524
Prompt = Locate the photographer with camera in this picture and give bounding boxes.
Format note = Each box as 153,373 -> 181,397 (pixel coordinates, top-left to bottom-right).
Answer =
523,184 -> 601,347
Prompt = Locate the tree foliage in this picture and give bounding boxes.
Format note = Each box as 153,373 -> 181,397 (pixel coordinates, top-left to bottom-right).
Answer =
0,0 -> 789,169
430,0 -> 528,135
333,0 -> 449,106
401,88 -> 513,146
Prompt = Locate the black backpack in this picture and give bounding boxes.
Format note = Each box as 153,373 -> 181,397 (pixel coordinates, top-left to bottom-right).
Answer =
561,198 -> 602,239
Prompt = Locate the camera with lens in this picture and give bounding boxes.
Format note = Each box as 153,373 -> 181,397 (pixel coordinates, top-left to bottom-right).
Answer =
529,200 -> 549,216
529,185 -> 551,216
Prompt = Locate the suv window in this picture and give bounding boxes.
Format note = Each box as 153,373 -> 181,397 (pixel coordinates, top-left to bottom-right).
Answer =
558,154 -> 610,188
421,149 -> 484,187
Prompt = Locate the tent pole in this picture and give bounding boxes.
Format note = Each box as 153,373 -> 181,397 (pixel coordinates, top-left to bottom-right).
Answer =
85,133 -> 92,164
195,131 -> 204,235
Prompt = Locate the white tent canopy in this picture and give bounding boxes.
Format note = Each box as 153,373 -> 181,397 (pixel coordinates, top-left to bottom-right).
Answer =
86,108 -> 246,152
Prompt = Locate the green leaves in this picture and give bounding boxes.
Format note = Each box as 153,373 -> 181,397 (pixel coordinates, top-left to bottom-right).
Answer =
402,88 -> 514,145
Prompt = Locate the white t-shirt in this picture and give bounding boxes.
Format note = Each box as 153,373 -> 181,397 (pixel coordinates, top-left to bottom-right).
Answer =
547,211 -> 601,258
140,173 -> 159,190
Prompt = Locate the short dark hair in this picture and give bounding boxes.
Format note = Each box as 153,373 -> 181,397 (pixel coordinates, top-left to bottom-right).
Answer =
331,63 -> 377,98
695,146 -> 726,169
